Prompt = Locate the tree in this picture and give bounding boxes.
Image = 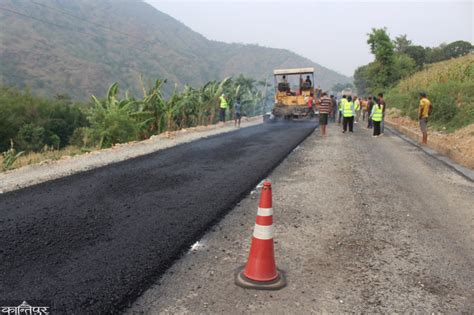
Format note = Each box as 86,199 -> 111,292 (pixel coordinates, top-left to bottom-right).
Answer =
368,28 -> 395,66
393,34 -> 412,53
367,28 -> 396,89
140,79 -> 167,134
89,83 -> 140,148
426,44 -> 447,63
353,65 -> 370,96
443,41 -> 473,59
331,82 -> 353,93
391,54 -> 417,82
404,45 -> 426,69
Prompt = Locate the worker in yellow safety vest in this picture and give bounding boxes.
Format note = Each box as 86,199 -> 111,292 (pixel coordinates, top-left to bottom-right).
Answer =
337,95 -> 347,125
370,101 -> 383,137
342,95 -> 355,133
218,93 -> 228,123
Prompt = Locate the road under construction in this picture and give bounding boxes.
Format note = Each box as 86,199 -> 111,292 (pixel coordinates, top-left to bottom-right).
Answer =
0,122 -> 316,314
1,120 -> 473,313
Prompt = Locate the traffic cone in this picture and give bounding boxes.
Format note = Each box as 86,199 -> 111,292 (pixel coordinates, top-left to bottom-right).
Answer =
235,181 -> 286,290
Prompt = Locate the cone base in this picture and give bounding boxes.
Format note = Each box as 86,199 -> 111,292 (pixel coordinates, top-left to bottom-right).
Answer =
235,266 -> 286,290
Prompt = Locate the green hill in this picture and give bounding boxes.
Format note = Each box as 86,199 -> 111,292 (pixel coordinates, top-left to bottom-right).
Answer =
0,0 -> 351,99
386,54 -> 474,131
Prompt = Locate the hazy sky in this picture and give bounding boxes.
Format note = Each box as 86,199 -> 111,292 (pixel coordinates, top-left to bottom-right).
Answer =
145,0 -> 473,77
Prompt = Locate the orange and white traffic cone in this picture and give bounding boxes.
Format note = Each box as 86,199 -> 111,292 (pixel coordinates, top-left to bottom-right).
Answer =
235,181 -> 286,290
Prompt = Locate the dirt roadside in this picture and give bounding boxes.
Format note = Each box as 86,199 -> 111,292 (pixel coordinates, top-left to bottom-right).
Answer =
127,123 -> 474,313
385,113 -> 474,170
0,117 -> 261,193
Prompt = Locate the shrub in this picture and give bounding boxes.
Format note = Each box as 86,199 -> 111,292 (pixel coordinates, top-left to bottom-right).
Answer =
16,123 -> 45,152
88,107 -> 139,148
0,86 -> 88,152
70,127 -> 95,148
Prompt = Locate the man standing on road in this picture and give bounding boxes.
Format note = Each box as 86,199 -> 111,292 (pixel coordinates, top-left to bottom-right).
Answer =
370,100 -> 383,137
330,95 -> 337,122
218,93 -> 228,124
338,95 -> 346,126
354,96 -> 361,123
367,96 -> 375,129
317,92 -> 333,136
234,97 -> 242,128
418,92 -> 432,145
378,93 -> 386,135
342,95 -> 355,133
361,97 -> 368,121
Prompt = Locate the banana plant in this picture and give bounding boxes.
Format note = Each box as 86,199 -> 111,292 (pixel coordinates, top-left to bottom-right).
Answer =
140,79 -> 167,134
90,83 -> 141,148
162,85 -> 185,132
2,139 -> 24,171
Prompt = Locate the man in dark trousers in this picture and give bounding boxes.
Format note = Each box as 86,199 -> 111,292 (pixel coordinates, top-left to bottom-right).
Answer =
342,95 -> 355,133
218,93 -> 228,123
330,95 -> 337,122
317,92 -> 333,136
378,93 -> 386,134
338,95 -> 346,126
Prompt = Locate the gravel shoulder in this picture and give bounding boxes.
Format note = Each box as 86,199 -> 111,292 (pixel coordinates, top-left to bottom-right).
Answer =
127,122 -> 474,313
0,117 -> 261,193
385,114 -> 474,170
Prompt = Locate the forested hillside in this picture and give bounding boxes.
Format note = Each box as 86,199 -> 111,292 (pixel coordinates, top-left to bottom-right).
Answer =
0,0 -> 350,99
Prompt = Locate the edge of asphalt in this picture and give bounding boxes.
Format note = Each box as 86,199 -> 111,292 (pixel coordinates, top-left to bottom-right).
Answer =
385,126 -> 474,182
0,120 -> 318,314
0,117 -> 263,194
117,121 -> 319,313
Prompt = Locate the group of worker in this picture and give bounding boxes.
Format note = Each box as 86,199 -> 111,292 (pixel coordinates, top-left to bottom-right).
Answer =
219,84 -> 433,145
316,93 -> 386,137
317,92 -> 432,144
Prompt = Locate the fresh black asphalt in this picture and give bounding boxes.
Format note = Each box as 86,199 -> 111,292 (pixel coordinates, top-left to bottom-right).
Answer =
0,122 -> 316,314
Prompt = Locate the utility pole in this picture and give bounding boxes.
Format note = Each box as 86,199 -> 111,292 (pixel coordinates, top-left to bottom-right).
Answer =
262,75 -> 269,115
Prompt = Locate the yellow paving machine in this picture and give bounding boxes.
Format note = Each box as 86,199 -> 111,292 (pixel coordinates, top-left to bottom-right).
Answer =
264,67 -> 320,122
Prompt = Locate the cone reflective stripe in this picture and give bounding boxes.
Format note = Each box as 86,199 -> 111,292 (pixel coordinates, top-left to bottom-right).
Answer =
252,223 -> 273,239
235,181 -> 286,290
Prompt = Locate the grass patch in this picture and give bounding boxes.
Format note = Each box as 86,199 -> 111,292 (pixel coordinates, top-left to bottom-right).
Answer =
0,145 -> 90,172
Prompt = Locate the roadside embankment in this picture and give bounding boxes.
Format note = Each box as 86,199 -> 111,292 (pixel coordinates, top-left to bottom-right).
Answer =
385,115 -> 474,170
0,116 -> 262,193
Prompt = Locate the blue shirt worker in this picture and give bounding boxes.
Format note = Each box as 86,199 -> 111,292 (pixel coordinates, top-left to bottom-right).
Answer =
234,98 -> 242,128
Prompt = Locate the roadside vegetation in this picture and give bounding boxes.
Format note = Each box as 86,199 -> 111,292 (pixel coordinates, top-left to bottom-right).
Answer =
353,28 -> 473,133
386,55 -> 474,132
0,75 -> 268,171
354,28 -> 472,96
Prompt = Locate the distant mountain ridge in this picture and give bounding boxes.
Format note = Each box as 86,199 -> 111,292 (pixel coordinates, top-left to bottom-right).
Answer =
0,0 -> 351,99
